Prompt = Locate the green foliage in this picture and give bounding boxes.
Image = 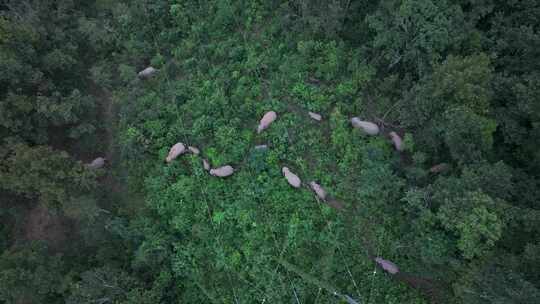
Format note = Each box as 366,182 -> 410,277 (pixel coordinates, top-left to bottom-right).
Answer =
0,243 -> 65,304
1,0 -> 540,303
0,0 -> 100,144
441,106 -> 497,163
0,143 -> 98,207
108,1 -> 540,303
66,266 -> 151,304
367,0 -> 468,75
398,54 -> 496,164
401,53 -> 493,126
455,262 -> 540,304
0,2 -> 127,304
437,192 -> 503,259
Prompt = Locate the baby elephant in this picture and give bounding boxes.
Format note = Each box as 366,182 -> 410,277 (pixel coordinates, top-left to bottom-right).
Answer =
87,157 -> 106,169
429,163 -> 449,173
210,165 -> 235,177
309,181 -> 327,200
350,118 -> 379,135
308,112 -> 322,121
202,159 -> 211,171
389,131 -> 404,152
188,146 -> 200,155
374,257 -> 399,274
257,111 -> 277,134
138,66 -> 158,78
166,143 -> 186,163
282,167 -> 301,188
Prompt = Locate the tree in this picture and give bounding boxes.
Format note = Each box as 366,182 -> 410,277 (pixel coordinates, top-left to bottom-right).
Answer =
399,53 -> 495,164
367,0 -> 468,75
66,266 -> 154,304
0,242 -> 66,304
0,143 -> 98,208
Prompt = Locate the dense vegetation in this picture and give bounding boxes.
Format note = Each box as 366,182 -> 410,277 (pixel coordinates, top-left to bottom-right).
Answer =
1,0 -> 540,303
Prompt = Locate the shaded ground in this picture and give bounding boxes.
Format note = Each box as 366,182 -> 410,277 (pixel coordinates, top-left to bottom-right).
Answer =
87,81 -> 116,162
88,82 -> 133,204
24,204 -> 69,250
21,81 -> 120,250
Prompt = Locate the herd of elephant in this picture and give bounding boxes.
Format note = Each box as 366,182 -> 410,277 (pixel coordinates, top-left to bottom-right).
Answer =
85,66 -> 451,277
162,109 -> 405,275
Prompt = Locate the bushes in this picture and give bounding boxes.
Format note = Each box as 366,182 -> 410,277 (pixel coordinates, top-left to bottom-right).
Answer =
109,1 -> 540,301
2,0 -> 540,303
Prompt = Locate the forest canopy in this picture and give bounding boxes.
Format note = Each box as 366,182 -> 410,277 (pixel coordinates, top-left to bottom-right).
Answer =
1,0 -> 540,303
